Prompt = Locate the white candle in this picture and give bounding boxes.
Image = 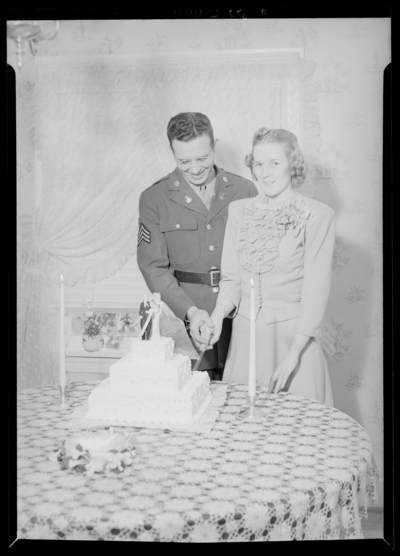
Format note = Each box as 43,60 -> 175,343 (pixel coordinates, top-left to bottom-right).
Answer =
60,274 -> 66,387
249,277 -> 256,397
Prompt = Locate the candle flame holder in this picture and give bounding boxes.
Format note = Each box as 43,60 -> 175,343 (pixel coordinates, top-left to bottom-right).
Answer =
238,395 -> 266,420
52,385 -> 70,408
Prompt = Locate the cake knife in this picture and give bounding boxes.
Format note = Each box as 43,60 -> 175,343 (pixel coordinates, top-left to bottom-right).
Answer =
192,337 -> 213,372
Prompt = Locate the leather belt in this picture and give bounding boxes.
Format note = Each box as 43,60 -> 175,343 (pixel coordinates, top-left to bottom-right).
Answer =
175,269 -> 221,286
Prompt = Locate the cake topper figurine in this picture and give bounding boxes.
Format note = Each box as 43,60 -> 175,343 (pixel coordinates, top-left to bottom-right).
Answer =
139,293 -> 153,340
139,293 -> 162,340
135,293 -> 199,360
149,293 -> 162,341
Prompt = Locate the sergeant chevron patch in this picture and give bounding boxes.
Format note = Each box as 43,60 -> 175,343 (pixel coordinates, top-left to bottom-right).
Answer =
137,223 -> 151,245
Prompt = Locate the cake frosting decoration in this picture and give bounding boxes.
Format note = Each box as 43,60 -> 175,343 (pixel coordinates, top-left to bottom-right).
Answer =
85,294 -> 212,427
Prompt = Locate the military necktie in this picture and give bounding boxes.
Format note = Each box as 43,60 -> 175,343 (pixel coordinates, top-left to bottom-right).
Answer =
198,184 -> 212,210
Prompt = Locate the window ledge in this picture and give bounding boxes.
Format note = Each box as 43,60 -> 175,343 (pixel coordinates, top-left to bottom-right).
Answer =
66,346 -> 129,358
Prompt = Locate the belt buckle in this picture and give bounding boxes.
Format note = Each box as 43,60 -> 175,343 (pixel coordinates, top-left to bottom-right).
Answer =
209,269 -> 221,287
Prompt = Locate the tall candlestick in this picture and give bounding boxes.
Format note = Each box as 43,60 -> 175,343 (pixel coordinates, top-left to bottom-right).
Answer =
249,277 -> 256,396
60,274 -> 66,387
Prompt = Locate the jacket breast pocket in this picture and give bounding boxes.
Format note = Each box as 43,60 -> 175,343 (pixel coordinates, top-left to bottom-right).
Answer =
160,215 -> 200,265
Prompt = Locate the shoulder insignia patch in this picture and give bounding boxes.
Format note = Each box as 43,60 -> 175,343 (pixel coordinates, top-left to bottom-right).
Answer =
138,223 -> 151,246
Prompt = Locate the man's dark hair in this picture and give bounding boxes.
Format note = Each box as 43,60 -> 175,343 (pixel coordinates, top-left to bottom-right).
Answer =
167,112 -> 214,149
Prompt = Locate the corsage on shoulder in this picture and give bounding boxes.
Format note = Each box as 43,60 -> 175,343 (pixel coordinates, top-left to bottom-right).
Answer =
273,197 -> 312,235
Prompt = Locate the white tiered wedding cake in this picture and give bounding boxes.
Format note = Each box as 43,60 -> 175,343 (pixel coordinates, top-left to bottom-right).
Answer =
85,294 -> 212,427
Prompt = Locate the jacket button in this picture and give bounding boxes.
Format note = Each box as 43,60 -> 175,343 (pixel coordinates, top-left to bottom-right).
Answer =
213,287 -> 219,293
174,180 -> 180,187
206,224 -> 212,230
175,224 -> 180,228
223,176 -> 228,182
209,245 -> 215,251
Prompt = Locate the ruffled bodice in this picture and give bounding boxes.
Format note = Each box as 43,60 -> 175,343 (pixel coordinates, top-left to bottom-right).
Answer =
237,194 -> 312,274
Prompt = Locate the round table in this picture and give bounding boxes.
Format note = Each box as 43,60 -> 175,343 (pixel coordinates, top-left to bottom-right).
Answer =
17,382 -> 378,542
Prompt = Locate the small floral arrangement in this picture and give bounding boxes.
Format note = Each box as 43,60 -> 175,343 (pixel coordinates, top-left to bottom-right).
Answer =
83,310 -> 111,338
274,199 -> 311,233
83,303 -> 136,349
49,430 -> 136,476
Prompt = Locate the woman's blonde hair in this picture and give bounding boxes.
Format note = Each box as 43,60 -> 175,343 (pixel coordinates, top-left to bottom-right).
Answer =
245,127 -> 307,188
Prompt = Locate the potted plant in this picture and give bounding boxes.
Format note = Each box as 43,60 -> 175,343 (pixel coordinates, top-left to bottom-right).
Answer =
82,310 -> 109,352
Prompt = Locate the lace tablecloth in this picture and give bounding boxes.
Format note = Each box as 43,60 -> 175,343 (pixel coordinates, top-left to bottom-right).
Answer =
17,381 -> 378,542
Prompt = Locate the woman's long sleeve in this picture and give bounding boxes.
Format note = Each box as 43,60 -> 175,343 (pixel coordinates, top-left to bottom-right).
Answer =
295,205 -> 335,337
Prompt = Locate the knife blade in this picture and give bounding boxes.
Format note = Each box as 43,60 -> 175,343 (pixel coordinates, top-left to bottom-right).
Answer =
192,336 -> 213,372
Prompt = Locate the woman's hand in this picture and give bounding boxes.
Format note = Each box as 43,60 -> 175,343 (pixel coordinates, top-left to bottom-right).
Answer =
188,307 -> 215,349
268,351 -> 300,394
191,299 -> 235,350
269,333 -> 311,394
198,322 -> 216,350
203,313 -> 224,347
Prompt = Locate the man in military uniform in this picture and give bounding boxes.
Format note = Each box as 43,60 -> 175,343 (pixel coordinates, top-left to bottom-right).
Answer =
137,112 -> 258,380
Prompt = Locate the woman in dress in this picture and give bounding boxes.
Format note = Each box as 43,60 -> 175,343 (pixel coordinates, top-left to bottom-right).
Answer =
201,127 -> 335,405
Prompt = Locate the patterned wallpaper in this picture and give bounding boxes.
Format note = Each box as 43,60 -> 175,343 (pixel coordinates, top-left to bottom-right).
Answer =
10,18 -> 389,491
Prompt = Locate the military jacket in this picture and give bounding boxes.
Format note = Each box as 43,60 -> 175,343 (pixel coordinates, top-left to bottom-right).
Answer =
137,166 -> 258,368
137,165 -> 258,318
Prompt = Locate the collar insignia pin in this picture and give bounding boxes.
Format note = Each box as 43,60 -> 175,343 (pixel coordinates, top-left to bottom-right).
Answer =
219,193 -> 226,200
185,196 -> 192,203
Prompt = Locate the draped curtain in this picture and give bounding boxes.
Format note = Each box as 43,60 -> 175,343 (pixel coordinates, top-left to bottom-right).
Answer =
17,50 -> 320,389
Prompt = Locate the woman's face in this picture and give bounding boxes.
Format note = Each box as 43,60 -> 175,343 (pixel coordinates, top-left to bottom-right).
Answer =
252,142 -> 293,200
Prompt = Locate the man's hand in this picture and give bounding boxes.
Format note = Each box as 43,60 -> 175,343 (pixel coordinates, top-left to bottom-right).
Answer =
187,307 -> 215,349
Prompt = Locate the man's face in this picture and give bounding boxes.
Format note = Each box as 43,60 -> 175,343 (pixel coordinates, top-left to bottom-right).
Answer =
171,135 -> 215,187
